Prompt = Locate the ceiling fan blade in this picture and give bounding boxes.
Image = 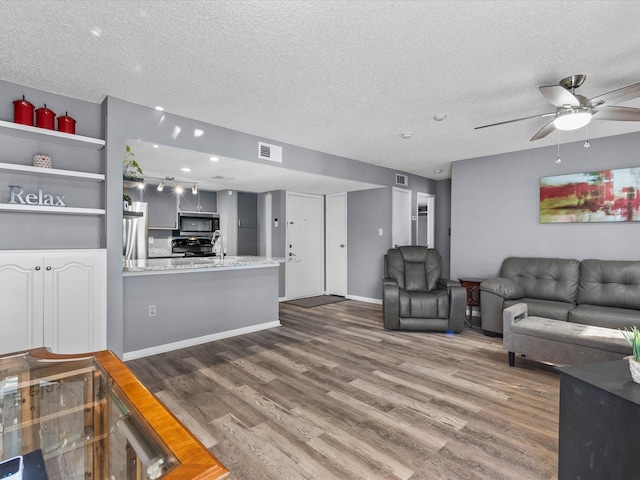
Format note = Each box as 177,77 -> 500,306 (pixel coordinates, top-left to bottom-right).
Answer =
588,81 -> 640,107
475,112 -> 556,130
593,106 -> 640,121
539,85 -> 580,107
530,118 -> 556,141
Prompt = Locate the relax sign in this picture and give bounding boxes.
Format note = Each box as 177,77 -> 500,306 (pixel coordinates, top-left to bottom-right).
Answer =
8,185 -> 66,207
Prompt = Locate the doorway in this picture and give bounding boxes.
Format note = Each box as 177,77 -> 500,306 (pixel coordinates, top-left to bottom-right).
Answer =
416,192 -> 435,247
286,192 -> 324,299
392,187 -> 412,248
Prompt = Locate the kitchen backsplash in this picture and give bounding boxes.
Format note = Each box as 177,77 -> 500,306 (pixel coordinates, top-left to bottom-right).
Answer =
148,237 -> 171,258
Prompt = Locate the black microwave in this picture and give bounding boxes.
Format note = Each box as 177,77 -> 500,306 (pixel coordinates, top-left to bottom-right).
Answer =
175,212 -> 220,237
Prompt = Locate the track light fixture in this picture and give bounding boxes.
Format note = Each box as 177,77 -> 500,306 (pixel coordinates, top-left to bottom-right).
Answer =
157,181 -> 165,191
192,184 -> 198,195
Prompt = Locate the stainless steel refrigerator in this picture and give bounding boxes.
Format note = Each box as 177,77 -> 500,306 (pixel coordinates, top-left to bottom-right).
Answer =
123,202 -> 148,260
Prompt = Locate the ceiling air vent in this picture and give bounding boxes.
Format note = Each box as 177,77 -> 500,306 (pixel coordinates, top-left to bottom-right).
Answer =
258,142 -> 282,163
395,173 -> 408,186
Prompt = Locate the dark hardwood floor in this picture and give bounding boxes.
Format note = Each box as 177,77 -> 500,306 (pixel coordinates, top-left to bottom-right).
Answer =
127,300 -> 559,480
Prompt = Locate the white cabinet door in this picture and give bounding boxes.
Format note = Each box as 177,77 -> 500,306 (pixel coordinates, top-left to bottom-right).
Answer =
43,251 -> 107,354
0,250 -> 106,355
0,254 -> 44,354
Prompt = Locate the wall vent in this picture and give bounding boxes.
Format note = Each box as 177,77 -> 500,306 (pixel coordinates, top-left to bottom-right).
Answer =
395,173 -> 408,186
258,142 -> 283,163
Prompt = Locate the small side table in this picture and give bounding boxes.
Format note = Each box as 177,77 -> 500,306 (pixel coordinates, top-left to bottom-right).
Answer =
459,277 -> 484,329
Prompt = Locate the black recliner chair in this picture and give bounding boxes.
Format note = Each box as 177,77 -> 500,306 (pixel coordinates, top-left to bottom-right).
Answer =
383,246 -> 466,332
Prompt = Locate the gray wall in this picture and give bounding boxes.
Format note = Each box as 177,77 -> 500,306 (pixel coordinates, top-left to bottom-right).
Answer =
435,179 -> 452,278
348,187 -> 391,299
450,131 -> 640,281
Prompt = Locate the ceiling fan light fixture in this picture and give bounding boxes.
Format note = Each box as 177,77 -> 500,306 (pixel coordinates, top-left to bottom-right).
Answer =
553,109 -> 592,131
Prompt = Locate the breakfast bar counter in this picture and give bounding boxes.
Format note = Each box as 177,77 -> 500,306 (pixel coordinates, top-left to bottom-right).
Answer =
123,255 -> 286,275
122,256 -> 284,360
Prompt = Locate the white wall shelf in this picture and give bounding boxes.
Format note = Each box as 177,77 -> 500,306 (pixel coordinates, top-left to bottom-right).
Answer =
0,162 -> 105,181
0,119 -> 105,150
0,204 -> 105,215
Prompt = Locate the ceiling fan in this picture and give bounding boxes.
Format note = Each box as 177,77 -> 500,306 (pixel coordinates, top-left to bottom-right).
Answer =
475,75 -> 640,141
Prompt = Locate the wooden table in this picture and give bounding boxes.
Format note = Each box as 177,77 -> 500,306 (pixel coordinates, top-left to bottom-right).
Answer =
0,348 -> 229,479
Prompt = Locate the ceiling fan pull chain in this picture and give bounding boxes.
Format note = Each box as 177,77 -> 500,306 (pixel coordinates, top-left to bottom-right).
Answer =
556,130 -> 561,164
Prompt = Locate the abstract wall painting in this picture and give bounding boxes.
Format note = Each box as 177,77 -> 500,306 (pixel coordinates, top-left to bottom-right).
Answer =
540,167 -> 640,223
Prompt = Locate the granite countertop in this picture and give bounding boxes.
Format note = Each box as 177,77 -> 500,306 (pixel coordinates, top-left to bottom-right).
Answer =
123,255 -> 287,275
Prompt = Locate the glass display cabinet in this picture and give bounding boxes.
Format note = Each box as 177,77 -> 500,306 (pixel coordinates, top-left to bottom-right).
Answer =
0,348 -> 228,480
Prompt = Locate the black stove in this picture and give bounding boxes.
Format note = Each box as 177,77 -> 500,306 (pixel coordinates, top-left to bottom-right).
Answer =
172,237 -> 216,256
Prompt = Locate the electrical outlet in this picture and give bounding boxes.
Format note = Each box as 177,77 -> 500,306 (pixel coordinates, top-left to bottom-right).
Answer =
148,305 -> 156,317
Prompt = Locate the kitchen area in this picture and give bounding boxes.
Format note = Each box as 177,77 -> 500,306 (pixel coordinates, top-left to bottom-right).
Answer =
121,143 -> 287,360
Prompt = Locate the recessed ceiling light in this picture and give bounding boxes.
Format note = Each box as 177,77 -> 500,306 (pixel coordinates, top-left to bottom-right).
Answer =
433,113 -> 447,122
90,27 -> 101,37
181,167 -> 191,172
401,133 -> 412,139
194,129 -> 204,137
209,156 -> 219,162
434,168 -> 443,174
155,106 -> 164,111
152,144 -> 159,149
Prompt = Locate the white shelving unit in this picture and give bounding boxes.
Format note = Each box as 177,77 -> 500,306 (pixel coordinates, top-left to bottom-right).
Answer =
0,119 -> 106,216
0,119 -> 105,150
0,162 -> 105,181
0,204 -> 105,215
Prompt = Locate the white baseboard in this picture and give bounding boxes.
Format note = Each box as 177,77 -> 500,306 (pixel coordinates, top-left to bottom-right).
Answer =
123,320 -> 282,361
345,295 -> 382,305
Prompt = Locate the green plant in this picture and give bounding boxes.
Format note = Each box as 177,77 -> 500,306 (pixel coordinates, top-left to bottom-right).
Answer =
623,326 -> 640,361
123,145 -> 143,179
123,193 -> 132,205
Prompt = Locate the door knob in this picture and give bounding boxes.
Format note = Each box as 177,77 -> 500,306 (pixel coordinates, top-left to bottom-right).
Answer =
340,244 -> 345,248
35,266 -> 41,271
46,266 -> 52,271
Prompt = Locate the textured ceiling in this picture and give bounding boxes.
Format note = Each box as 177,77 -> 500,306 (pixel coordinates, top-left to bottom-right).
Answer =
2,0 -> 640,181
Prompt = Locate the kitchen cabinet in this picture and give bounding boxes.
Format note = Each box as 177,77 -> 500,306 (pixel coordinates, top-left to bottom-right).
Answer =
0,249 -> 106,355
179,189 -> 217,213
144,187 -> 178,229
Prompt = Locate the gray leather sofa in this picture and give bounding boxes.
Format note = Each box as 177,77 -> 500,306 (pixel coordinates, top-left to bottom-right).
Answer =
480,257 -> 640,335
383,246 -> 466,332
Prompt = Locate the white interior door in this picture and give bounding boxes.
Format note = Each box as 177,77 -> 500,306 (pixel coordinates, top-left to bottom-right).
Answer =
286,192 -> 324,299
392,187 -> 412,247
326,193 -> 347,296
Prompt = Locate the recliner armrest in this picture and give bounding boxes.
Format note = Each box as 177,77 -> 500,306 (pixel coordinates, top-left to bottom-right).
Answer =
480,277 -> 524,300
382,277 -> 400,330
438,278 -> 460,289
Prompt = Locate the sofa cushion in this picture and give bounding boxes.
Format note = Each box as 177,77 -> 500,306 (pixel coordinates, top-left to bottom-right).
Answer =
569,304 -> 640,330
504,297 -> 574,321
577,259 -> 640,310
501,257 -> 580,304
511,315 -> 630,355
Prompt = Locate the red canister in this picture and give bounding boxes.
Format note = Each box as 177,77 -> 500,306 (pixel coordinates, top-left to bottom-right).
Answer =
13,96 -> 35,126
57,112 -> 76,134
35,104 -> 55,130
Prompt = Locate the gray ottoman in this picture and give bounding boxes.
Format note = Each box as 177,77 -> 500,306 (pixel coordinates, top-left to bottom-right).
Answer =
503,303 -> 631,367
